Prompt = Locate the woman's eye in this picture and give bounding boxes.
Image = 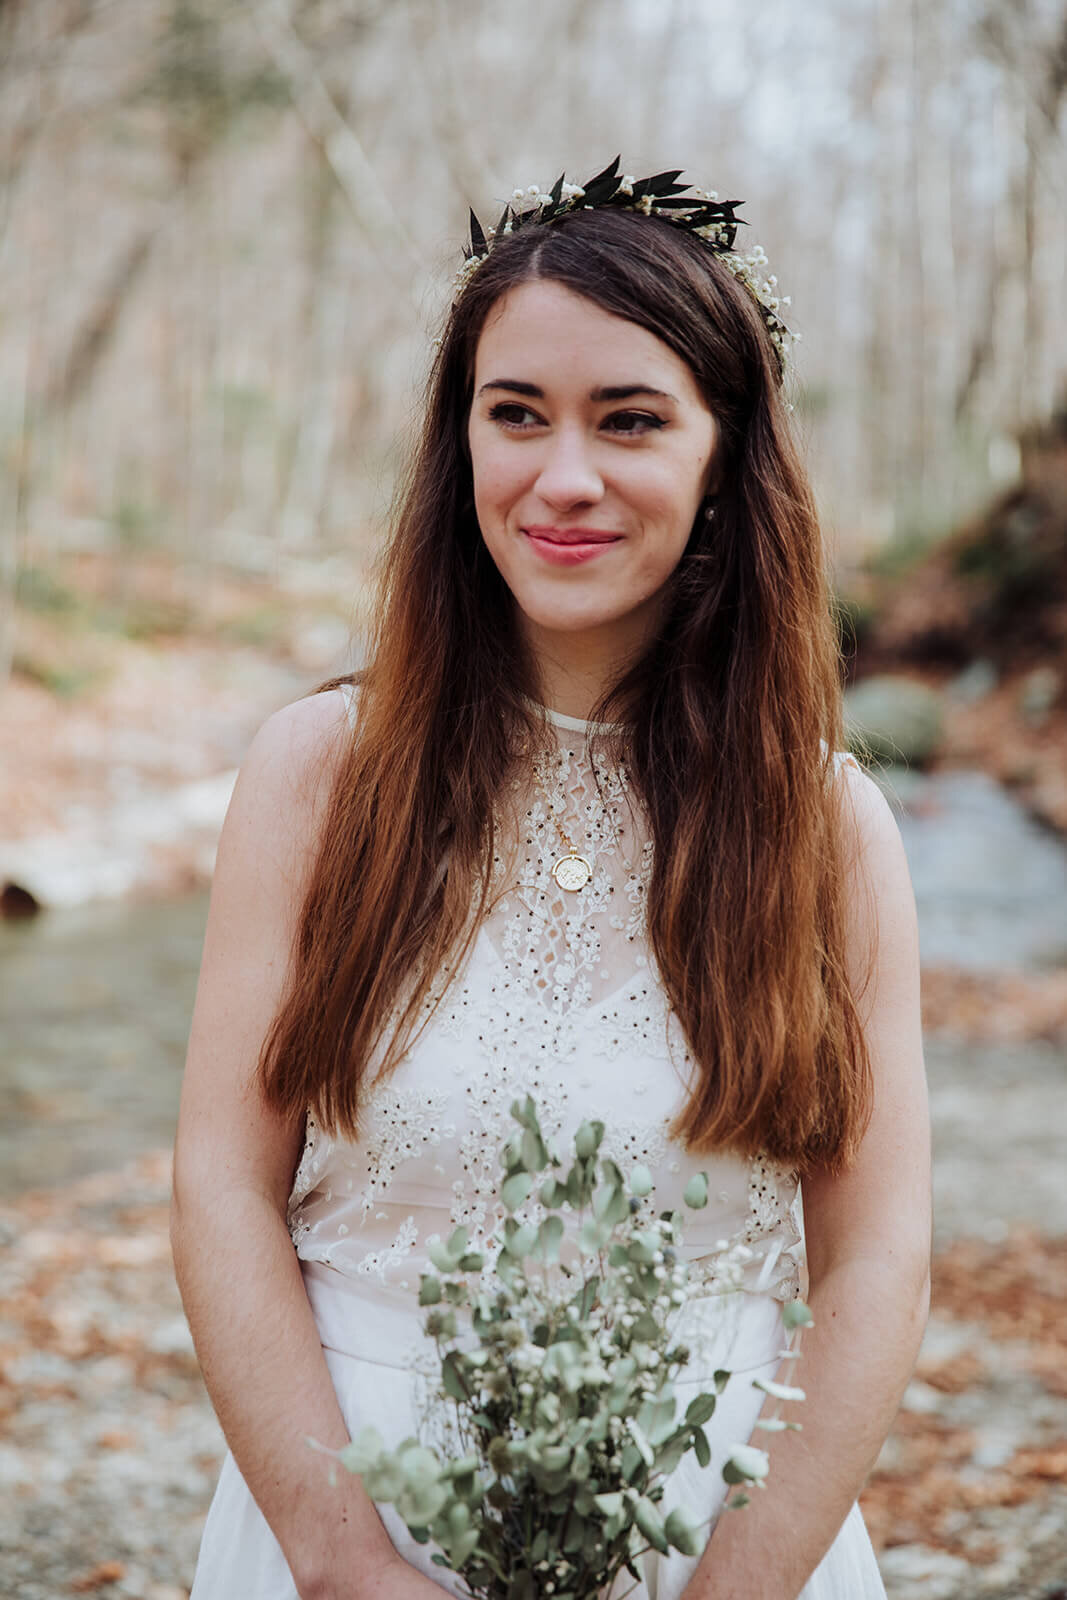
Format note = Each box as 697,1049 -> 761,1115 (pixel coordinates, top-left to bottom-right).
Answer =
603,411 -> 666,435
487,402 -> 541,429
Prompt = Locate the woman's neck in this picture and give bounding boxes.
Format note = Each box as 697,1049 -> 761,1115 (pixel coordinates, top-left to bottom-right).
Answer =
522,612 -> 655,723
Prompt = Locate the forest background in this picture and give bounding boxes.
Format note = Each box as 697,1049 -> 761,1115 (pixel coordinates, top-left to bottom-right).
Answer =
1,3 -> 1066,1600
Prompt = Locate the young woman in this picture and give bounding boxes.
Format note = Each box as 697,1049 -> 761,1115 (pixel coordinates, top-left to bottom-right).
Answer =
172,163 -> 930,1600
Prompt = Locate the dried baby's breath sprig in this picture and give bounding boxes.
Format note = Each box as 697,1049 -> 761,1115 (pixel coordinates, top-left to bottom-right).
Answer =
456,155 -> 798,378
337,1098 -> 810,1599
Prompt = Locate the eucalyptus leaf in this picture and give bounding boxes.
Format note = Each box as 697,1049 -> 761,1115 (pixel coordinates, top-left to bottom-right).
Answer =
398,1443 -> 442,1481
599,1157 -> 624,1188
441,1351 -> 471,1403
534,1214 -> 564,1264
664,1507 -> 703,1557
626,1418 -> 655,1467
685,1393 -> 717,1426
634,1496 -> 669,1554
529,1529 -> 550,1564
521,1127 -> 547,1171
637,1394 -> 678,1446
578,1216 -> 611,1254
783,1299 -> 814,1330
446,1225 -> 469,1257
629,1163 -> 653,1197
510,1094 -> 539,1131
500,1171 -> 535,1212
426,1236 -> 457,1273
449,1526 -> 481,1567
653,1434 -> 689,1474
504,1222 -> 537,1259
562,1507 -> 585,1552
573,1120 -> 604,1159
447,1501 -> 471,1537
683,1172 -> 709,1209
398,1479 -> 448,1526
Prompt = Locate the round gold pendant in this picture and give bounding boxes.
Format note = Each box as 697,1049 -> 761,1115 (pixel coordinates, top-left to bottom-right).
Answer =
552,850 -> 592,892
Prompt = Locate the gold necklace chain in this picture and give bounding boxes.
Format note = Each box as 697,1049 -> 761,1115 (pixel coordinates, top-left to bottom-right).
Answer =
537,746 -> 627,894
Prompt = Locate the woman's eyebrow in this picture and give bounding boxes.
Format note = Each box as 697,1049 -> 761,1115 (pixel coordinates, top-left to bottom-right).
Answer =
592,384 -> 677,403
477,379 -> 678,403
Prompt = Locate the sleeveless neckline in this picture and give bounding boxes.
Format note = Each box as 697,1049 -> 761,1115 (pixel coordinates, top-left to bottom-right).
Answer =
534,703 -> 623,737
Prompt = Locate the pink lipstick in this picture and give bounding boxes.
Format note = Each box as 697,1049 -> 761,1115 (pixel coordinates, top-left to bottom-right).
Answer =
523,526 -> 623,566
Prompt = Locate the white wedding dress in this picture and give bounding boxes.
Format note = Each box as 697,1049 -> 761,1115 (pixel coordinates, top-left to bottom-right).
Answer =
190,691 -> 887,1599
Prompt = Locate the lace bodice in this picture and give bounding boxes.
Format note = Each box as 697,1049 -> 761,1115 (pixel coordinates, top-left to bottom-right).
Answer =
288,694 -> 815,1309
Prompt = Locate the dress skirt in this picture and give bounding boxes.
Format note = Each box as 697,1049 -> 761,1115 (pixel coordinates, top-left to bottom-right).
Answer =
190,1263 -> 887,1600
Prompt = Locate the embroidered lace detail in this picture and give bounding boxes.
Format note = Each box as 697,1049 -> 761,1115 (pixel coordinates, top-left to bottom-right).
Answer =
355,1214 -> 420,1282
485,735 -> 650,1017
742,1153 -> 804,1300
355,1084 -> 457,1222
287,717 -> 811,1308
288,1108 -> 329,1234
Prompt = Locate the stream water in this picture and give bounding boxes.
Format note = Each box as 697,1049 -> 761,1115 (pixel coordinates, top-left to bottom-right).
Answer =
0,892 -> 207,1198
1,764 -> 1065,1205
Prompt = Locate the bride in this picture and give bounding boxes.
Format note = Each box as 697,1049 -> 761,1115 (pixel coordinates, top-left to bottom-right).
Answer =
171,161 -> 931,1600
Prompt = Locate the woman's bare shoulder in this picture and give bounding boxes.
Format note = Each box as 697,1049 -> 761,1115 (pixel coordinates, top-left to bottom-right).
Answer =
219,688 -> 353,884
831,755 -> 905,868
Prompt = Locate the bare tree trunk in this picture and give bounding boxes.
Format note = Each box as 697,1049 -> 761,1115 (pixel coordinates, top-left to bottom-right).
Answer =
255,0 -> 424,285
912,0 -> 958,525
278,148 -> 345,546
0,331 -> 29,684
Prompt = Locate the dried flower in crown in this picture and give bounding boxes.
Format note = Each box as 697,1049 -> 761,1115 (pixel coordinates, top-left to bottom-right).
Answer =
456,156 -> 798,378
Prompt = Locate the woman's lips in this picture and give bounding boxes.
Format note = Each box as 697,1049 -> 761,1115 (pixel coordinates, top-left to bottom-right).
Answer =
523,526 -> 623,566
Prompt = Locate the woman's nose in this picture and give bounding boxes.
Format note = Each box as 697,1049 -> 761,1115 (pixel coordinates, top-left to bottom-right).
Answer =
533,429 -> 604,508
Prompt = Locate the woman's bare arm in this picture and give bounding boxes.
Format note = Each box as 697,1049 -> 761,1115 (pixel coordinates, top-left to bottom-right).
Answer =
682,762 -> 932,1600
171,692 -> 444,1600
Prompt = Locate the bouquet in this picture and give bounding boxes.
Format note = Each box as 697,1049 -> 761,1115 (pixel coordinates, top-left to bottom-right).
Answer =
339,1098 -> 810,1600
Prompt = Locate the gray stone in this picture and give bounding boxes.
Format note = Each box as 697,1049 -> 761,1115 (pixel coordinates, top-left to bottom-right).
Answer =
880,1544 -> 972,1598
946,659 -> 999,704
845,674 -> 946,763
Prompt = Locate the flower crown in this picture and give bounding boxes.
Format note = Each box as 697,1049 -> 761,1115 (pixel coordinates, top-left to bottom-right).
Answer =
457,156 -> 797,377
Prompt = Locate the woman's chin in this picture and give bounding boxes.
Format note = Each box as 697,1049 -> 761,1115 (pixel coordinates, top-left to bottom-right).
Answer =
516,599 -> 640,640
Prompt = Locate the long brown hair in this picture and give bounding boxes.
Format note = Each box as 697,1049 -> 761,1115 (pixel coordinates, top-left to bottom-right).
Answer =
261,206 -> 873,1176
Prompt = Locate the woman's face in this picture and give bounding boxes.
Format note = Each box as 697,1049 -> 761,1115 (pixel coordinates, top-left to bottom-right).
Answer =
468,280 -> 719,666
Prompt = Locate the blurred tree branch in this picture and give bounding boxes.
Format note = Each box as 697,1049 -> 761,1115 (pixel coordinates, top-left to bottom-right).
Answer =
254,0 -> 424,285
